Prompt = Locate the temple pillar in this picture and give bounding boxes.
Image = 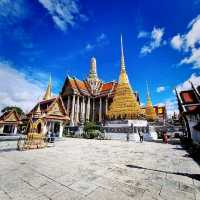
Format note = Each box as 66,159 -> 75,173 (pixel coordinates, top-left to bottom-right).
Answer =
105,98 -> 108,115
0,125 -> 4,134
67,96 -> 71,114
92,98 -> 95,121
43,123 -> 47,135
75,96 -> 80,124
99,98 -> 102,122
82,96 -> 85,121
70,95 -> 76,126
59,122 -> 64,138
13,126 -> 17,135
86,97 -> 90,121
51,122 -> 55,132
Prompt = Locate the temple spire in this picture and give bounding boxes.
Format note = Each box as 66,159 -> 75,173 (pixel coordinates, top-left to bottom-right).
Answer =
120,34 -> 125,70
43,74 -> 52,100
119,35 -> 129,84
107,35 -> 142,119
145,81 -> 157,121
88,57 -> 98,80
146,81 -> 150,97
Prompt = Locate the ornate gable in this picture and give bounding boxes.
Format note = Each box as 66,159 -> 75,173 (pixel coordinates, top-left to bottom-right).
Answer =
47,98 -> 66,116
5,112 -> 18,122
0,110 -> 20,123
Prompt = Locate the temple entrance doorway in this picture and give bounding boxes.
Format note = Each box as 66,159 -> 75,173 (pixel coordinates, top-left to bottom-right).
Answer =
47,121 -> 61,137
37,123 -> 42,134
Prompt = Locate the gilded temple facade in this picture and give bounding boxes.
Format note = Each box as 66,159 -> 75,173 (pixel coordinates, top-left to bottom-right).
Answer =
27,78 -> 70,137
61,37 -> 166,126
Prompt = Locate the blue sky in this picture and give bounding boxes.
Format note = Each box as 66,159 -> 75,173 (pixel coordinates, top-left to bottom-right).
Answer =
0,0 -> 200,114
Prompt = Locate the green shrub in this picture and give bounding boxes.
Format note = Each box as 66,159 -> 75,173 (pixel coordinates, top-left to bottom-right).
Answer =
83,122 -> 101,139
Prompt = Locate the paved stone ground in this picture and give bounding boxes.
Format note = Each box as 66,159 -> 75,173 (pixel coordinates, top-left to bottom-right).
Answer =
0,138 -> 199,200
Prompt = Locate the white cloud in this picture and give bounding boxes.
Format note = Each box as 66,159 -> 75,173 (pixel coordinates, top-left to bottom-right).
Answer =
85,43 -> 94,51
165,98 -> 178,116
97,33 -> 106,42
137,31 -> 149,39
140,46 -> 152,55
171,34 -> 184,51
0,60 -> 49,113
85,33 -> 108,51
139,27 -> 165,55
180,48 -> 200,68
158,73 -> 200,116
0,0 -> 27,25
171,15 -> 200,68
38,0 -> 88,32
186,15 -> 200,48
176,73 -> 200,91
156,86 -> 165,93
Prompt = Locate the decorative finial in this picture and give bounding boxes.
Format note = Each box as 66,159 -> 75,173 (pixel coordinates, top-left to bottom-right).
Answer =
146,81 -> 150,97
120,34 -> 125,70
49,73 -> 51,85
43,74 -> 52,100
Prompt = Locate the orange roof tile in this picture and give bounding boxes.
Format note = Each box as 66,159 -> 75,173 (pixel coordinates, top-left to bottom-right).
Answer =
68,78 -> 89,91
101,82 -> 116,92
68,78 -> 77,89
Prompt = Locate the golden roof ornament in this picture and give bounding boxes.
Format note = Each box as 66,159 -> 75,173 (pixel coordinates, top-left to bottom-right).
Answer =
35,103 -> 41,113
145,81 -> 157,121
107,35 -> 142,119
43,75 -> 52,100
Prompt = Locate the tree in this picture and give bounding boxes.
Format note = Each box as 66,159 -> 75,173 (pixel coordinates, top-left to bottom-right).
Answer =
1,106 -> 24,116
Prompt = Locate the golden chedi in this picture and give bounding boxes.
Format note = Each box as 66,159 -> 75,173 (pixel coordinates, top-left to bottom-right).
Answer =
107,36 -> 142,119
145,83 -> 157,121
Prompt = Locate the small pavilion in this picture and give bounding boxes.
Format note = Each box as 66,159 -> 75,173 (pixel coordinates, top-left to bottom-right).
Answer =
27,77 -> 70,137
0,110 -> 21,135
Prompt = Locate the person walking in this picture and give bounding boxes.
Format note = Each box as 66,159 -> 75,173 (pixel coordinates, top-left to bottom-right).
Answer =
163,132 -> 168,144
139,130 -> 144,143
126,132 -> 130,142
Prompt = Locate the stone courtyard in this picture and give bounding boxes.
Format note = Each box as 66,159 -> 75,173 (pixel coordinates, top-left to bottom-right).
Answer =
0,138 -> 199,200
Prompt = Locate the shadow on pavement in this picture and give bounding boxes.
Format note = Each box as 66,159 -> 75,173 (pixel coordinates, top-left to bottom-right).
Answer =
0,148 -> 17,152
126,164 -> 200,181
146,138 -> 181,145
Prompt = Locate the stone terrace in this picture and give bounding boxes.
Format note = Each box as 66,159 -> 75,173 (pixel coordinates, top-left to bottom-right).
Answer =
0,138 -> 199,200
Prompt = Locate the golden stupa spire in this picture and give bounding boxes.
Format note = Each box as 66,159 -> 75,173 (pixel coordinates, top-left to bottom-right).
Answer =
43,74 -> 52,100
107,35 -> 142,119
145,81 -> 157,121
119,35 -> 129,84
